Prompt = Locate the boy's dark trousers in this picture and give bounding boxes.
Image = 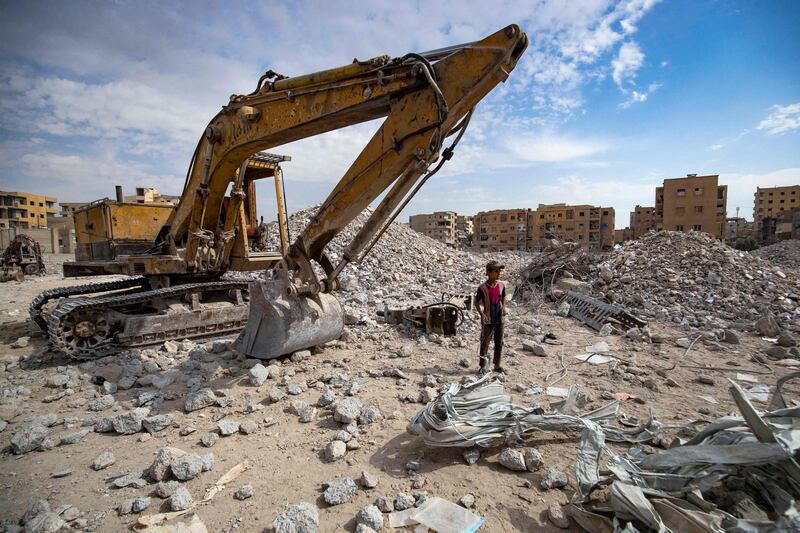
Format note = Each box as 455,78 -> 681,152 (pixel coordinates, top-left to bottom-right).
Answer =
479,322 -> 503,368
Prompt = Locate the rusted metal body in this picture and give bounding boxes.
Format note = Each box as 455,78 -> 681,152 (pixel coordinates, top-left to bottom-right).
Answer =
559,291 -> 646,331
382,293 -> 471,336
1,234 -> 45,281
37,25 -> 528,358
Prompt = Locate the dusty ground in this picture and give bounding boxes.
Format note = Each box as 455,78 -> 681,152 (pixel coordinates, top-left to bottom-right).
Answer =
0,256 -> 796,532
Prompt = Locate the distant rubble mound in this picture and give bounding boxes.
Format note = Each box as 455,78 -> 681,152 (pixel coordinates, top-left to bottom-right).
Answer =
752,239 -> 800,273
517,230 -> 799,328
258,205 -> 531,320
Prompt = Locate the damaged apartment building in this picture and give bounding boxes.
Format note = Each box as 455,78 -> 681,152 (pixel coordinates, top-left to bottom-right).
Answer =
754,185 -> 800,244
656,174 -> 727,238
470,204 -> 615,252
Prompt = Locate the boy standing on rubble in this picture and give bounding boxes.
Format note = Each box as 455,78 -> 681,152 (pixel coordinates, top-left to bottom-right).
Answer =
474,260 -> 507,374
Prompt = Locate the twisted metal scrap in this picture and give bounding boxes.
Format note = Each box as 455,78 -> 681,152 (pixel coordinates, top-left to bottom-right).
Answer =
570,372 -> 800,533
406,375 -> 674,448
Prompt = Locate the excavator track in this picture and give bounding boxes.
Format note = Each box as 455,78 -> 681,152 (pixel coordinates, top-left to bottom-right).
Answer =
29,277 -> 148,330
47,280 -> 251,359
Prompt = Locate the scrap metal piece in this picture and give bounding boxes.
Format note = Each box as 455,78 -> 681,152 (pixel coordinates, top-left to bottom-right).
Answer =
559,291 -> 646,331
383,293 -> 470,336
1,234 -> 45,281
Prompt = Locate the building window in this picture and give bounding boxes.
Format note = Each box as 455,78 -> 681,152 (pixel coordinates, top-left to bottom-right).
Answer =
579,211 -> 585,217
694,187 -> 704,195
675,207 -> 685,215
30,213 -> 35,217
694,206 -> 703,213
603,210 -> 609,215
677,188 -> 686,196
693,224 -> 702,231
539,214 -> 544,220
675,224 -> 684,231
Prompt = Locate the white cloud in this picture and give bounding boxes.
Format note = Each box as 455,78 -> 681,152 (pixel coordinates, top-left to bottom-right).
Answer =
618,82 -> 660,108
709,143 -> 724,151
757,103 -> 800,135
612,41 -> 645,86
505,133 -> 610,163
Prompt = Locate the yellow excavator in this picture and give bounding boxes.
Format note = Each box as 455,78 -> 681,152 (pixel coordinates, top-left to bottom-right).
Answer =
33,24 -> 528,359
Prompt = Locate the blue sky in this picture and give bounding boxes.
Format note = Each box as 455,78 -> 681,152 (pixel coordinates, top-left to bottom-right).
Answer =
0,0 -> 798,228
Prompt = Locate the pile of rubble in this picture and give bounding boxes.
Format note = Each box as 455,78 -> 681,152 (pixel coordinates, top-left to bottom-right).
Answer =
753,239 -> 800,272
262,205 -> 530,327
517,231 -> 800,328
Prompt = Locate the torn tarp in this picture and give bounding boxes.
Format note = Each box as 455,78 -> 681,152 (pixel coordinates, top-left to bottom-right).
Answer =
570,375 -> 800,532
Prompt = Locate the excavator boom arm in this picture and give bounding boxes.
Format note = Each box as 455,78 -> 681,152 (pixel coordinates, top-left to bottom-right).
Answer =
166,24 -> 527,288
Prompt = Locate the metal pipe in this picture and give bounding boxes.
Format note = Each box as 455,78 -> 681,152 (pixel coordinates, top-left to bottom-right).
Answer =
115,185 -> 123,203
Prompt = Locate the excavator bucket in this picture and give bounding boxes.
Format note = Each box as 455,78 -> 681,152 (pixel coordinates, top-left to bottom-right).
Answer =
233,279 -> 343,360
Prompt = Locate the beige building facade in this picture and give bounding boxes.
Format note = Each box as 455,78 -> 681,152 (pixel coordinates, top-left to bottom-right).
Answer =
630,205 -> 655,239
527,203 -> 615,250
754,185 -> 800,235
408,211 -> 458,247
655,174 -> 727,239
473,209 -> 528,251
0,191 -> 57,229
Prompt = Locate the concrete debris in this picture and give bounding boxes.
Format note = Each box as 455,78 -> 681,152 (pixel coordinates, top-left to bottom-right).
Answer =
239,419 -> 258,434
547,503 -> 570,529
323,477 -> 358,505
112,407 -> 149,434
497,448 -> 527,471
59,428 -> 91,445
171,453 -> 203,481
112,470 -> 147,488
10,423 -> 49,454
142,414 -> 172,434
147,447 -> 187,481
132,497 -> 152,513
271,502 -> 319,533
201,432 -> 219,448
517,231 -> 800,328
324,440 -> 347,462
540,467 -> 568,490
249,364 -> 270,386
217,419 -> 240,436
87,394 -> 115,411
359,471 -> 379,489
753,239 -> 800,273
355,505 -> 384,531
168,487 -> 193,511
92,451 -> 115,470
234,484 -> 254,500
155,480 -> 181,498
393,492 -> 416,511
333,397 -> 363,424
184,388 -> 217,412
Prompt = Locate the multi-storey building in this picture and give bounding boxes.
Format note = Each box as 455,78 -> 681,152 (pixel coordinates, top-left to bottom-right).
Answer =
725,217 -> 754,247
408,211 -> 458,247
456,215 -> 473,247
527,203 -> 615,250
615,227 -> 634,243
124,187 -> 179,205
655,174 -> 727,239
473,209 -> 528,251
630,205 -> 655,239
0,191 -> 57,229
753,185 -> 800,236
